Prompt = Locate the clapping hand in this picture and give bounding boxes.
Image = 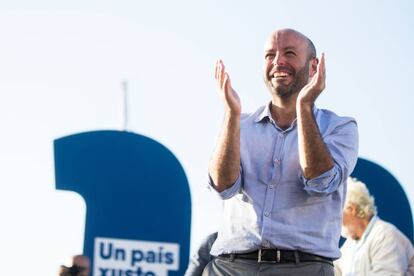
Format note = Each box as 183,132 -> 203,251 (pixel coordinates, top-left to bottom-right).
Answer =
215,60 -> 241,116
297,53 -> 326,107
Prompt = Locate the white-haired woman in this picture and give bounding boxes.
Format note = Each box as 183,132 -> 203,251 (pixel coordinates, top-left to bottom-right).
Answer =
334,178 -> 414,275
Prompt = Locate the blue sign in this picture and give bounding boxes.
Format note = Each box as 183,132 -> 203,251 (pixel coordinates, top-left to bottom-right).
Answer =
54,130 -> 191,276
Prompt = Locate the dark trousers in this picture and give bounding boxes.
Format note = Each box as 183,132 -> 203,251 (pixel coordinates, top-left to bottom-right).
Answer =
202,256 -> 334,276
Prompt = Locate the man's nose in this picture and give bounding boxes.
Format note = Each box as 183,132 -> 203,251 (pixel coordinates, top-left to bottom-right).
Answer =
272,53 -> 285,66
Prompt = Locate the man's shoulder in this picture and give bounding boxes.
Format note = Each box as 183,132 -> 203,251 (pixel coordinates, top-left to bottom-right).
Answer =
374,219 -> 405,235
314,107 -> 357,133
315,107 -> 356,124
371,219 -> 412,245
374,218 -> 398,232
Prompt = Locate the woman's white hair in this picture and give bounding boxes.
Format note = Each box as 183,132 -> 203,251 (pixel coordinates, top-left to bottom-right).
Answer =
346,177 -> 377,219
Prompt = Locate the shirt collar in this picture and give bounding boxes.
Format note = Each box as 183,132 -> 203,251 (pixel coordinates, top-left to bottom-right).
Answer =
254,102 -> 272,123
360,215 -> 378,243
254,102 -> 319,122
353,215 -> 378,250
254,102 -> 304,132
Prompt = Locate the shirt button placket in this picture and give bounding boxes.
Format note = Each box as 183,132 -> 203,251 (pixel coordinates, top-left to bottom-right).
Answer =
274,132 -> 285,165
262,240 -> 271,248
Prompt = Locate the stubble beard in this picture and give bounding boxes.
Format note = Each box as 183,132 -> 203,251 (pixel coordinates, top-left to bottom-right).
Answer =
265,62 -> 310,100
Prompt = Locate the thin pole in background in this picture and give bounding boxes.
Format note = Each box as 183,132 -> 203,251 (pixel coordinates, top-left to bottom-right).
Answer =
122,80 -> 129,131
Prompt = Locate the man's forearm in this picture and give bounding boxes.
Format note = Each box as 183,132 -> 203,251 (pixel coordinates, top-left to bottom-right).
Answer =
297,104 -> 334,179
209,114 -> 240,192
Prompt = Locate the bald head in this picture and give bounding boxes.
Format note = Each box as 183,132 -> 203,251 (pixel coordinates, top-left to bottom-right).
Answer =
263,28 -> 319,99
267,28 -> 316,60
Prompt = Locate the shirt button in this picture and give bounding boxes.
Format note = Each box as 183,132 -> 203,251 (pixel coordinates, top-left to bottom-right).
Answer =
275,159 -> 280,165
264,211 -> 270,217
269,185 -> 274,189
279,133 -> 284,138
263,240 -> 271,247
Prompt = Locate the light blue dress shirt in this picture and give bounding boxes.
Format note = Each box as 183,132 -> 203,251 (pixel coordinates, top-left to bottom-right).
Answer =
209,103 -> 359,259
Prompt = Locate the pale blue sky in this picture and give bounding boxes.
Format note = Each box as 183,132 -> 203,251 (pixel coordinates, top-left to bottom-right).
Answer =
1,1 -> 413,275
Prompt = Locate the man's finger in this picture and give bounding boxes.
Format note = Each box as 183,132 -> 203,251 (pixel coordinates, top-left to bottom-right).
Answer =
319,53 -> 326,76
218,62 -> 224,88
224,73 -> 231,92
215,60 -> 219,80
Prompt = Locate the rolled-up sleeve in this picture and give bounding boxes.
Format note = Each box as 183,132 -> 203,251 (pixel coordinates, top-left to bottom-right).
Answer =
301,119 -> 359,195
208,168 -> 243,200
302,165 -> 340,194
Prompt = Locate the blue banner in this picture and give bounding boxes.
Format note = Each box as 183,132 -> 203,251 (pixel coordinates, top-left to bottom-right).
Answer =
54,130 -> 191,276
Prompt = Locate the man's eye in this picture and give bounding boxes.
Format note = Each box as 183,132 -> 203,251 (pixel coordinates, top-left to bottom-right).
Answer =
286,51 -> 296,56
265,54 -> 274,60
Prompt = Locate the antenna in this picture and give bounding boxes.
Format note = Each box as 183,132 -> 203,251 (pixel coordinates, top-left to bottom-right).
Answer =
122,80 -> 129,131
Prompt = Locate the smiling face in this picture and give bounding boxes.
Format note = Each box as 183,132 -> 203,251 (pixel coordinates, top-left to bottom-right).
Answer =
263,29 -> 317,99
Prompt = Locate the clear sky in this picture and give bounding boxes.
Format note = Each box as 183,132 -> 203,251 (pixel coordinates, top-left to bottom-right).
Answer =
1,1 -> 413,275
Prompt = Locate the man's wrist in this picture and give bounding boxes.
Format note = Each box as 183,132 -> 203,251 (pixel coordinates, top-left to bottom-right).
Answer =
296,101 -> 313,115
224,110 -> 241,121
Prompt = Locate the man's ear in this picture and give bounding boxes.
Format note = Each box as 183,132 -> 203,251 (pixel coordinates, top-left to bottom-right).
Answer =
309,58 -> 318,78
